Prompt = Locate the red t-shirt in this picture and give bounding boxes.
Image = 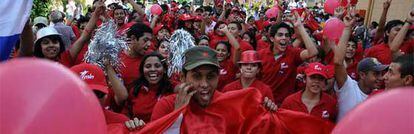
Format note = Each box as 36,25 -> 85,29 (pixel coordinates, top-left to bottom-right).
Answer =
399,39 -> 414,54
58,50 -> 75,67
217,58 -> 238,91
346,61 -> 359,80
72,43 -> 89,65
222,79 -> 274,101
208,32 -> 228,49
281,91 -> 337,122
364,43 -> 392,65
256,39 -> 270,51
119,52 -> 144,88
237,38 -> 254,52
123,85 -> 171,123
117,22 -> 136,36
104,109 -> 130,124
258,46 -> 304,104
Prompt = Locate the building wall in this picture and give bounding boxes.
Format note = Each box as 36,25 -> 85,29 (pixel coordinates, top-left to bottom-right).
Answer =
357,0 -> 413,24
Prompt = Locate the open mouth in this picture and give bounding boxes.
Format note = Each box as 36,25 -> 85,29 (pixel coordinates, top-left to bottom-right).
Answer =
148,72 -> 160,81
198,89 -> 211,102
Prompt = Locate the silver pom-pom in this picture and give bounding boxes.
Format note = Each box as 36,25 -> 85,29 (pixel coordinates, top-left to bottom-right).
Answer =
168,29 -> 195,77
84,20 -> 128,71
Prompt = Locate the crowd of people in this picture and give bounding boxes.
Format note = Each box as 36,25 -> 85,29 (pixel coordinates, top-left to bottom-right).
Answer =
3,0 -> 414,133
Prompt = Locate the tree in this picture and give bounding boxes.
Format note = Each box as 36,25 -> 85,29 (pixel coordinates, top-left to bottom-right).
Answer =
31,0 -> 53,19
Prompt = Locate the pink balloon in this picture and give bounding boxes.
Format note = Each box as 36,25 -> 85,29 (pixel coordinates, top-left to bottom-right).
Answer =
333,88 -> 414,134
0,58 -> 106,134
324,0 -> 340,15
150,4 -> 163,16
323,18 -> 345,41
265,7 -> 279,19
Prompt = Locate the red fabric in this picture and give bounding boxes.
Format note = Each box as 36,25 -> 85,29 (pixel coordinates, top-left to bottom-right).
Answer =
256,39 -> 270,51
305,14 -> 320,32
281,91 -> 337,122
141,89 -> 334,134
72,43 -> 89,65
346,61 -> 359,80
117,22 -> 136,36
222,79 -> 274,101
123,85 -> 170,123
217,58 -> 238,91
58,50 -> 75,67
107,123 -> 129,134
119,52 -> 144,88
364,43 -> 392,65
255,20 -> 265,31
104,109 -> 130,124
71,25 -> 80,39
258,46 -> 304,104
237,38 -> 254,52
399,39 -> 414,54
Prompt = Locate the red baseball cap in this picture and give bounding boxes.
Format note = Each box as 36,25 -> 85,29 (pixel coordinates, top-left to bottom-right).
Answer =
153,24 -> 170,35
238,50 -> 262,64
70,63 -> 108,94
305,62 -> 328,79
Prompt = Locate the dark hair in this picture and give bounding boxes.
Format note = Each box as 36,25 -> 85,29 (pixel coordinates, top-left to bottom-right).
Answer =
384,20 -> 404,42
214,21 -> 227,32
196,35 -> 210,44
195,7 -> 204,13
127,23 -> 153,39
371,21 -> 379,28
157,38 -> 170,49
131,52 -> 173,97
242,31 -> 257,50
182,64 -> 219,76
215,41 -> 232,59
228,21 -> 242,30
33,35 -> 65,58
203,6 -> 213,13
393,54 -> 414,78
269,22 -> 294,38
77,15 -> 89,28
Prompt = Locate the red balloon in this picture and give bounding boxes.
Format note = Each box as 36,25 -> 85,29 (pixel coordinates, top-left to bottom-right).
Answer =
324,0 -> 340,15
0,58 -> 106,134
150,4 -> 163,16
333,88 -> 414,134
323,18 -> 345,42
265,7 -> 279,19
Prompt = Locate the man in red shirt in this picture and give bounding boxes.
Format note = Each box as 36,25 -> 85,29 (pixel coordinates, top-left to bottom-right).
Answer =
227,21 -> 254,52
258,17 -> 319,104
389,10 -> 414,56
120,23 -> 153,88
364,20 -> 405,65
150,46 -> 277,132
281,62 -> 337,122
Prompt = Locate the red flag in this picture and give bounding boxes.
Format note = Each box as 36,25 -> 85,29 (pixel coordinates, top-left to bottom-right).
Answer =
134,89 -> 334,133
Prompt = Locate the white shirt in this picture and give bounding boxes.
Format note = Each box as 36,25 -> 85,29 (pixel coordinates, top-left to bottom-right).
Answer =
334,75 -> 368,121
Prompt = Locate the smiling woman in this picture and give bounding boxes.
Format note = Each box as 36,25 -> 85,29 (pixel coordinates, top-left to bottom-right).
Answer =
123,52 -> 174,123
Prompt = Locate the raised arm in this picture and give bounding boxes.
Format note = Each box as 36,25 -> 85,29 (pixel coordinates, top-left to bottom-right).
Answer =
334,15 -> 355,89
220,25 -> 241,65
150,15 -> 159,29
105,62 -> 128,105
389,9 -> 414,55
290,12 -> 318,60
374,0 -> 392,42
69,2 -> 104,59
127,0 -> 146,17
18,21 -> 34,57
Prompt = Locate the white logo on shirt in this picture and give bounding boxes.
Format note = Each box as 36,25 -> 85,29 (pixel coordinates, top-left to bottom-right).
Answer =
314,65 -> 322,71
220,69 -> 228,75
80,70 -> 94,80
322,110 -> 330,119
281,62 -> 288,69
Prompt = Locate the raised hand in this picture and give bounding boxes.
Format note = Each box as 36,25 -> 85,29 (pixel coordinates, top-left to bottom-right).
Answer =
263,97 -> 277,112
174,83 -> 196,109
125,117 -> 145,131
383,0 -> 392,9
334,6 -> 345,18
343,14 -> 356,28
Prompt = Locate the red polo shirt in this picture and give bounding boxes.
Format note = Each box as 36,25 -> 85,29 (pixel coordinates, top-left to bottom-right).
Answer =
364,43 -> 392,65
217,58 -> 238,91
104,109 -> 130,124
258,46 -> 304,104
119,52 -> 143,88
281,91 -> 337,122
222,79 -> 274,101
124,85 -> 172,123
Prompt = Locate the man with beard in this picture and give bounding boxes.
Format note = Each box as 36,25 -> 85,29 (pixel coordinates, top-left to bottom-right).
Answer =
334,14 -> 388,121
257,14 -> 319,105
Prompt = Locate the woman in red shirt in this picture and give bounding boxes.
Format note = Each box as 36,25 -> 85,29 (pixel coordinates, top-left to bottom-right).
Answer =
215,41 -> 238,91
124,52 -> 174,123
222,50 -> 274,101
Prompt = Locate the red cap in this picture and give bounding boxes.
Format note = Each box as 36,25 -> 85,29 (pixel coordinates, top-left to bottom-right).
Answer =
238,50 -> 262,64
194,15 -> 203,21
70,63 -> 108,94
305,62 -> 328,79
179,14 -> 194,21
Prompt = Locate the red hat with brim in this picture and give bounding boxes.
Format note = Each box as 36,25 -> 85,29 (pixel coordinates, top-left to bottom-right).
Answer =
238,50 -> 262,64
70,63 -> 108,94
179,14 -> 194,21
153,24 -> 170,35
305,62 -> 328,79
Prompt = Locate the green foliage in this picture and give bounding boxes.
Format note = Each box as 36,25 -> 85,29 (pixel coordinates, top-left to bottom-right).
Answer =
31,0 -> 52,19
